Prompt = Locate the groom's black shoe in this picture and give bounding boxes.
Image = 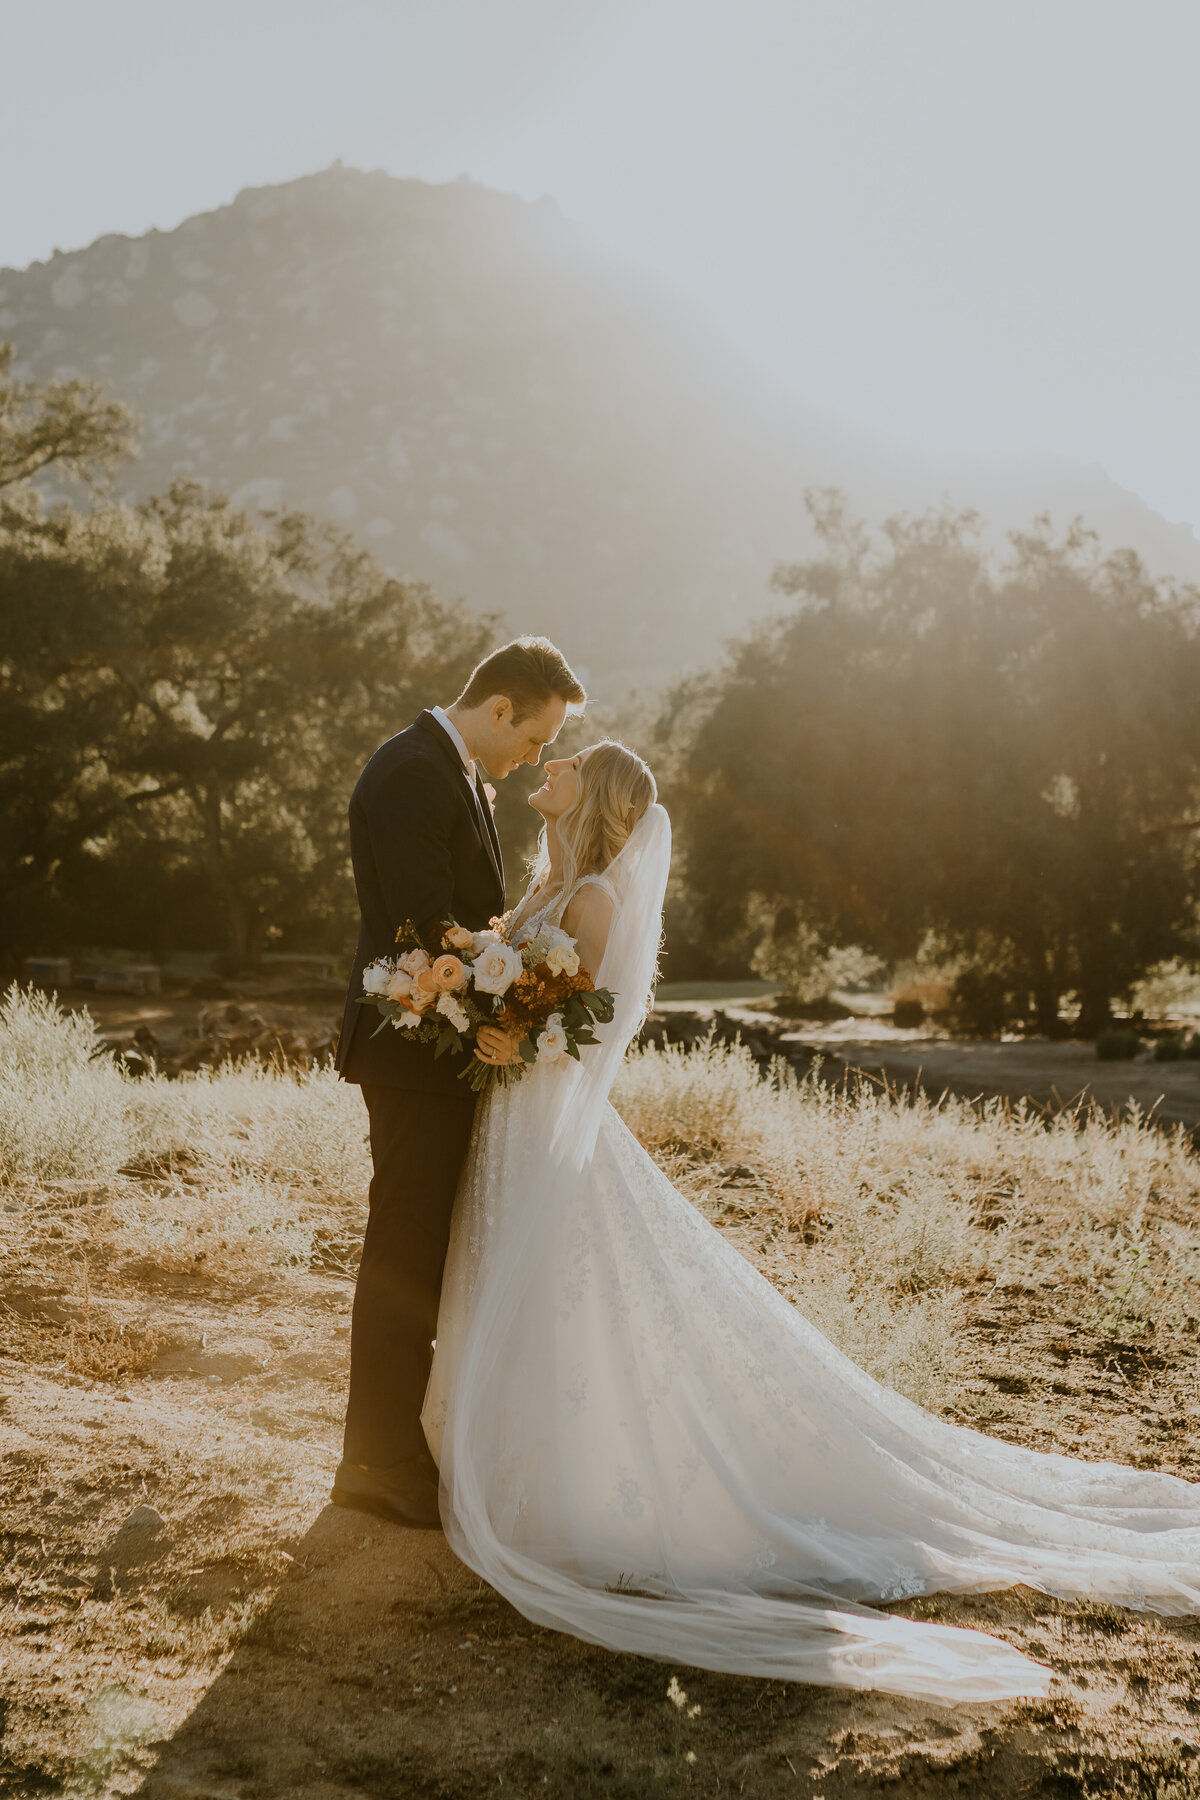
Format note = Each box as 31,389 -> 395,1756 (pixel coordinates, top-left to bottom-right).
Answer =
331,1450 -> 442,1530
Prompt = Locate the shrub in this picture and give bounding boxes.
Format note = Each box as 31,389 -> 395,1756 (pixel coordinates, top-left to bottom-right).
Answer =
1096,1027 -> 1143,1061
750,911 -> 884,1006
66,1314 -> 162,1382
1130,958 -> 1200,1019
0,985 -> 130,1182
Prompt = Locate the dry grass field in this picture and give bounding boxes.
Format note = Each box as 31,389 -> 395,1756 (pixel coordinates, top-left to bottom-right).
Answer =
3,987 -> 1200,1798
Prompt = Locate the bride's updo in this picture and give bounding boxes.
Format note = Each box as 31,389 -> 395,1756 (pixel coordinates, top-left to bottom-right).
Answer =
535,740 -> 657,895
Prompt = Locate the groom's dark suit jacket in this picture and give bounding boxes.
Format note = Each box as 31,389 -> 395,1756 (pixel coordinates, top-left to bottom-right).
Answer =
335,711 -> 506,1095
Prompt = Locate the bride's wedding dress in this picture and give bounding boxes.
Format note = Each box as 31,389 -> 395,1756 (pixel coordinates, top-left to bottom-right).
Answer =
423,806 -> 1200,1703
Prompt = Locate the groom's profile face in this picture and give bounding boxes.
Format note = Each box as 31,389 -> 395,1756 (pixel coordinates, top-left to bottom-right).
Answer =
478,694 -> 568,780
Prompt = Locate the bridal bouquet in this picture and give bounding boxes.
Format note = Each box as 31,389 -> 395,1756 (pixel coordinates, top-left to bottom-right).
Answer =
358,915 -> 616,1092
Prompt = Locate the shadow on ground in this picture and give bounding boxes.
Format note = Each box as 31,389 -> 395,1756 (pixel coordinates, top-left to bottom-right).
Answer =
125,1506 -> 1149,1800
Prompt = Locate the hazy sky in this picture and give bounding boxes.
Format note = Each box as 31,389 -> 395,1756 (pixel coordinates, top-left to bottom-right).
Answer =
6,0 -> 1200,527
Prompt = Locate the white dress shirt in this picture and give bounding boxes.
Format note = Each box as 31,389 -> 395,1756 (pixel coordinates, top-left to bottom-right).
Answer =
431,705 -> 475,782
432,705 -> 500,878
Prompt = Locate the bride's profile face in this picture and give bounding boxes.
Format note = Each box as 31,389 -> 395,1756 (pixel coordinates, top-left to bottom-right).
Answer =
529,753 -> 583,819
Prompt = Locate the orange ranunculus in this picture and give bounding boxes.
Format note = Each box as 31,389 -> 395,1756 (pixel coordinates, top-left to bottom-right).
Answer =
432,954 -> 467,992
409,966 -> 440,1011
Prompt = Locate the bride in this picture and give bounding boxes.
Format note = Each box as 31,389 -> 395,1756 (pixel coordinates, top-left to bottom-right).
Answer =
422,741 -> 1200,1703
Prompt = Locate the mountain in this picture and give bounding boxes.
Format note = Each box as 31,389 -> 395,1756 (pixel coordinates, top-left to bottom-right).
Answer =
2,164 -> 1197,689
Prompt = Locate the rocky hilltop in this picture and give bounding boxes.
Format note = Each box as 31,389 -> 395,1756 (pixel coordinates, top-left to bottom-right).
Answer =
3,163 -> 1197,685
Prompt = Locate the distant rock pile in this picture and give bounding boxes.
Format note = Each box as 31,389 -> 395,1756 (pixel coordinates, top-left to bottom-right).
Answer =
106,1001 -> 337,1078
638,1008 -> 844,1084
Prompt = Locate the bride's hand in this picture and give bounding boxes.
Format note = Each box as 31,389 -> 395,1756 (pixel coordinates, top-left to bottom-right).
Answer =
475,1024 -> 520,1066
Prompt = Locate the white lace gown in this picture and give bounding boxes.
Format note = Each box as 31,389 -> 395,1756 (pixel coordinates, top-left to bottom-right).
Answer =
423,828 -> 1200,1704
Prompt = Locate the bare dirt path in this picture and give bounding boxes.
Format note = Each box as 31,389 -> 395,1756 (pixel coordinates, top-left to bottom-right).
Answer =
817,1034 -> 1200,1138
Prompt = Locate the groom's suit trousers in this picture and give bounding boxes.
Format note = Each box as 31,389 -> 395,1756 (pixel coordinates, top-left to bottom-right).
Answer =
343,1084 -> 478,1467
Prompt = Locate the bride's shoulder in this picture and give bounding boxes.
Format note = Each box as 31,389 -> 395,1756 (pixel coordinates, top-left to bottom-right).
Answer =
562,874 -> 616,930
561,876 -> 617,978
566,871 -> 618,908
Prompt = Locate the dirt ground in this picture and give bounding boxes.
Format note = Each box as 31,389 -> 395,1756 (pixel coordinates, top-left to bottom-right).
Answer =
5,1182 -> 1200,1798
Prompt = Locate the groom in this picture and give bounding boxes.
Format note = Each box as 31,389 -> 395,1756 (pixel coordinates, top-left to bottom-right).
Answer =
332,636 -> 586,1528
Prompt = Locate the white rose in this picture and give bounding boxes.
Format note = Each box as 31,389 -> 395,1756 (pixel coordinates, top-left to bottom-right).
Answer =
362,960 -> 392,996
472,939 -> 525,996
398,947 -> 431,976
545,943 -> 580,978
435,992 -> 470,1034
470,928 -> 501,955
386,970 -> 413,1002
536,1013 -> 568,1062
391,1008 -> 423,1029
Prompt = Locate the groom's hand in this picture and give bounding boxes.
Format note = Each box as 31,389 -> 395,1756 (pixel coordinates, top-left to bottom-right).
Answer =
475,1025 -> 520,1066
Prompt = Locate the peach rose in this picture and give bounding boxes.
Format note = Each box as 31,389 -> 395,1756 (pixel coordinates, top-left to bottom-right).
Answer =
432,954 -> 467,992
386,969 -> 414,1003
442,924 -> 475,951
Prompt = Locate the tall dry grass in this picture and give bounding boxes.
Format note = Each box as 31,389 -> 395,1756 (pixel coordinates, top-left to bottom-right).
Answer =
0,986 -> 130,1183
3,990 -> 1198,1407
0,985 -> 371,1284
613,1036 -> 1200,1402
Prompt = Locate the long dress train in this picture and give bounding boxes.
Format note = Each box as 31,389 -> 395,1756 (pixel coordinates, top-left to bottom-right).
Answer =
422,812 -> 1200,1703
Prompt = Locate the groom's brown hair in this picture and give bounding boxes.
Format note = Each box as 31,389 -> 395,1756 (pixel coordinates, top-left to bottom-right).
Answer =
458,636 -> 586,722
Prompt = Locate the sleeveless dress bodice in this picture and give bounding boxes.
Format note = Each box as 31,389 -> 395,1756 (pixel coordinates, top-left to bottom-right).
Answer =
510,872 -> 619,943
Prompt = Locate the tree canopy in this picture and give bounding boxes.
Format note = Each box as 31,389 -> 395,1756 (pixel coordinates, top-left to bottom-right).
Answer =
0,341 -> 137,499
0,345 -> 493,961
663,492 -> 1200,1030
6,334 -> 1198,1030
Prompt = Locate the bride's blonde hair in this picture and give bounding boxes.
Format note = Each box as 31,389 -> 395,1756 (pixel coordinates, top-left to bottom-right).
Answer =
532,740 -> 657,897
